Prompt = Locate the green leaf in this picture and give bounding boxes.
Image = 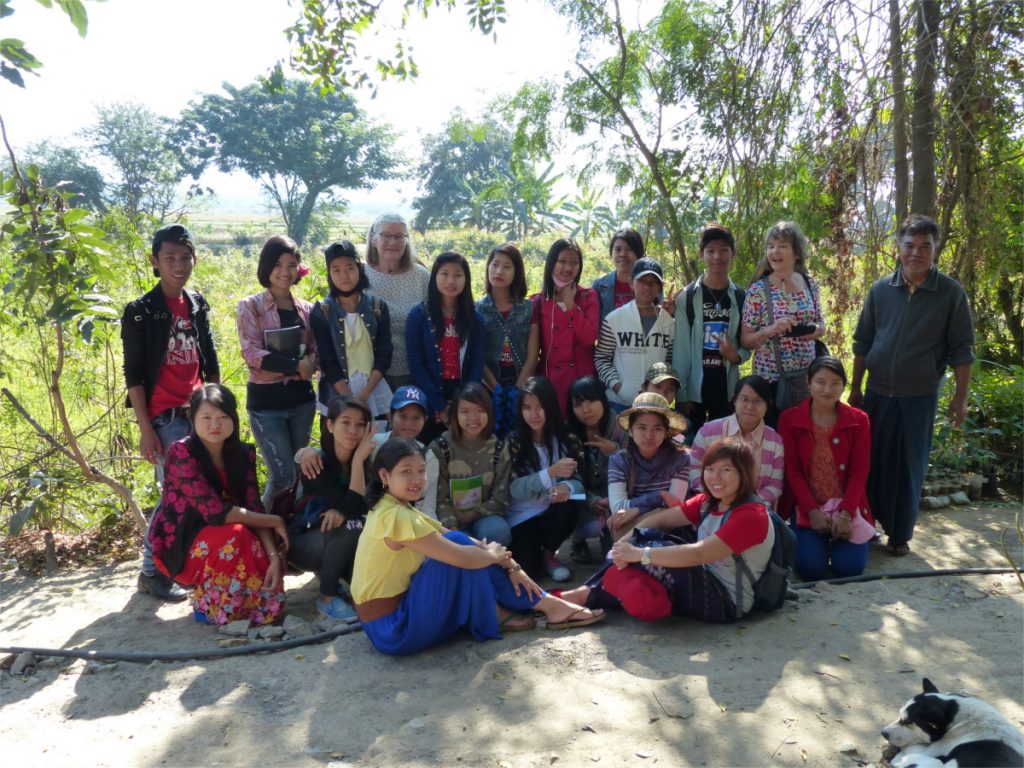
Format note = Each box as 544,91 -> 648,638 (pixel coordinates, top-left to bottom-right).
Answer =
9,500 -> 38,536
56,0 -> 88,37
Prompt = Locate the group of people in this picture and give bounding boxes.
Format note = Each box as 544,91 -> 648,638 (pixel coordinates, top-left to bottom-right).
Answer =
124,211 -> 974,654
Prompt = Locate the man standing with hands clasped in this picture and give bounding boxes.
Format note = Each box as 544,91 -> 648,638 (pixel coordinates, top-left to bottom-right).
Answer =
849,214 -> 974,556
121,224 -> 220,600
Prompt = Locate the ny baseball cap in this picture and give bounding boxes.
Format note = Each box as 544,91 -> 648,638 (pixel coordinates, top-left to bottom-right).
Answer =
391,385 -> 427,412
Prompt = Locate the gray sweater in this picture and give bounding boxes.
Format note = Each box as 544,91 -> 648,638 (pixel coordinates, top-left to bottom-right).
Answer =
852,266 -> 974,397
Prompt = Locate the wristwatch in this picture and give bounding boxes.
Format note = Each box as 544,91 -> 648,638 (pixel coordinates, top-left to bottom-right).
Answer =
641,546 -> 651,566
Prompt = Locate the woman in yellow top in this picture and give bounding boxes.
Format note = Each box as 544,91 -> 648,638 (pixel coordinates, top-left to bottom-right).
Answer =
351,439 -> 605,655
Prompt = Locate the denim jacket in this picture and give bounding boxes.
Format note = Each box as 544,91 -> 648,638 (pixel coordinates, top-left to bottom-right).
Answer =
310,293 -> 393,406
476,295 -> 534,381
406,302 -> 485,417
591,271 -> 618,326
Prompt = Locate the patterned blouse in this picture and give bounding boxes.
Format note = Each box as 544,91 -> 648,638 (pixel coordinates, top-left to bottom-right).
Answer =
365,263 -> 430,378
741,276 -> 824,382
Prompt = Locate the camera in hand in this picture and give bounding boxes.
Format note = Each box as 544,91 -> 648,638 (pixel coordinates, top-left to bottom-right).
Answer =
784,322 -> 817,337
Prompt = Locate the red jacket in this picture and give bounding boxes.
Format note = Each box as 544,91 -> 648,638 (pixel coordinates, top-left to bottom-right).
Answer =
777,400 -> 874,529
531,288 -> 600,415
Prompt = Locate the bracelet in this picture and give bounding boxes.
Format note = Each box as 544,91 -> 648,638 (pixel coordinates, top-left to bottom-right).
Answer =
269,552 -> 282,559
506,563 -> 522,573
838,512 -> 852,520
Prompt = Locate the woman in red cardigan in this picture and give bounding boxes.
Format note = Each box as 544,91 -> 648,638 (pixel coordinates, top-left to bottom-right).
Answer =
778,356 -> 875,581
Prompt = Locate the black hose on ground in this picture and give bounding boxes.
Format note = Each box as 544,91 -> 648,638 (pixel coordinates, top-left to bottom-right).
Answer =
790,566 -> 1017,589
0,619 -> 364,664
2,567 -> 1019,665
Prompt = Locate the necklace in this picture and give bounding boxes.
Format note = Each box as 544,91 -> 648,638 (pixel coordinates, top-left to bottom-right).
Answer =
705,285 -> 728,310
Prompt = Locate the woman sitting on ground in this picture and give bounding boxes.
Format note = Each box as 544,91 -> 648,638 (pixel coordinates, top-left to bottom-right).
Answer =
148,383 -> 288,626
291,396 -> 376,620
506,376 -> 586,583
778,356 -> 874,580
561,440 -> 775,623
565,375 -> 626,562
606,392 -> 691,541
350,439 -> 605,656
430,383 -> 513,546
689,375 -> 785,509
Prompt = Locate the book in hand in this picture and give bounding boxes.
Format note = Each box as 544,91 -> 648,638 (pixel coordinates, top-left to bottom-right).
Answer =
264,325 -> 305,358
450,475 -> 484,512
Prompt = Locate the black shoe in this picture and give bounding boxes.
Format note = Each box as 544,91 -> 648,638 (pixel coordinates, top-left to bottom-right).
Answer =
570,540 -> 593,564
137,572 -> 189,602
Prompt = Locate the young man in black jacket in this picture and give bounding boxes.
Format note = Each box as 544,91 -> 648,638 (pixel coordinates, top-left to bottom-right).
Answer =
121,224 -> 220,600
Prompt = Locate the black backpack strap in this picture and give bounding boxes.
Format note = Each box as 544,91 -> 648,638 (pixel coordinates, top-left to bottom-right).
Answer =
685,282 -> 697,327
436,434 -> 452,462
372,296 -> 381,317
493,436 -> 504,469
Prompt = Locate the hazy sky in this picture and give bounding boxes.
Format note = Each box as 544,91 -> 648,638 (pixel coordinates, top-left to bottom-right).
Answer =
2,0 -> 574,214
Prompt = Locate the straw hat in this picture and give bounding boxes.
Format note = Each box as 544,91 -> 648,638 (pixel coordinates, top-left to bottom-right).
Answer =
617,391 -> 688,435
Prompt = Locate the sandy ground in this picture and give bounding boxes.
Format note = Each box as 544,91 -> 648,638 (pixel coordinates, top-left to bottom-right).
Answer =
1,502 -> 1022,768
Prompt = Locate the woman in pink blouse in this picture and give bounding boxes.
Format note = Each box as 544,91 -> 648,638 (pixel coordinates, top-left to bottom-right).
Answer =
237,235 -> 317,507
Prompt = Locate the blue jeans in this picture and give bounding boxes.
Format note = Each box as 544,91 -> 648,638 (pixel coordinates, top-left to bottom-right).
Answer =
794,526 -> 868,582
141,414 -> 191,577
249,401 -> 317,508
468,515 -> 513,547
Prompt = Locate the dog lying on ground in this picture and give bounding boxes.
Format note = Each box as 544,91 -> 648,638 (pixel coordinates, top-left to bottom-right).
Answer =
882,678 -> 1024,767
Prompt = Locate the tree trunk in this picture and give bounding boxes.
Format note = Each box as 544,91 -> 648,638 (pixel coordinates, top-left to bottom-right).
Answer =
910,0 -> 940,217
889,0 -> 909,225
997,266 -> 1024,361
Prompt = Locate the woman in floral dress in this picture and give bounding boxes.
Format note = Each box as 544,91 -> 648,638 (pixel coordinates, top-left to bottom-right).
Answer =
148,384 -> 289,625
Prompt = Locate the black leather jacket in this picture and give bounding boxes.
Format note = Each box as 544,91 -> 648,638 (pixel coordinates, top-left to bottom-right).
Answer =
120,284 -> 220,408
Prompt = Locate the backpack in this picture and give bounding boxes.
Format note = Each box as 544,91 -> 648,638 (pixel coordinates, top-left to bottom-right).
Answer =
700,496 -> 796,613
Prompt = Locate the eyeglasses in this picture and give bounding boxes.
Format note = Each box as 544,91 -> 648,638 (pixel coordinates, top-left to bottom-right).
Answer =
377,233 -> 408,243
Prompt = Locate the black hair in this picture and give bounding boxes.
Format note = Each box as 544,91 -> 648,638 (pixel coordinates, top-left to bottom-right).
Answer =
807,355 -> 848,386
485,242 -> 528,303
365,437 -> 426,508
448,382 -> 495,442
187,384 -> 248,505
257,235 -> 301,288
609,228 -> 645,260
898,213 -> 940,242
567,375 -> 612,439
324,240 -> 370,297
426,251 -> 476,345
320,395 -> 373,475
511,376 -> 578,476
733,375 -> 774,407
541,238 -> 583,299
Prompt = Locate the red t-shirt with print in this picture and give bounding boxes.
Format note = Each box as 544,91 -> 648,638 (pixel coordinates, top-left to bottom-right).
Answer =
148,294 -> 202,418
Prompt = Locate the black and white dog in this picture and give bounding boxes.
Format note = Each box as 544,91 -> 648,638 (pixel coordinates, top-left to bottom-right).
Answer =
882,678 -> 1024,767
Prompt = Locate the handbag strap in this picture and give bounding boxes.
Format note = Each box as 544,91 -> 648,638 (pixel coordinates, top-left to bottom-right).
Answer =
763,282 -> 786,375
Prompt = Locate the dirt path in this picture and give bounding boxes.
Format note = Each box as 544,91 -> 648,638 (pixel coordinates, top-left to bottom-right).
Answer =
2,502 -> 1022,767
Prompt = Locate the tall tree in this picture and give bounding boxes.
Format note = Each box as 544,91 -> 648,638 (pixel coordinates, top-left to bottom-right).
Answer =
910,0 -> 940,217
174,79 -> 399,244
413,112 -> 514,232
87,102 -> 185,223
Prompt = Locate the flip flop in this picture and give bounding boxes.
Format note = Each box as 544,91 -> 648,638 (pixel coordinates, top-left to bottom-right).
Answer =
499,613 -> 537,632
545,608 -> 605,631
886,539 -> 910,556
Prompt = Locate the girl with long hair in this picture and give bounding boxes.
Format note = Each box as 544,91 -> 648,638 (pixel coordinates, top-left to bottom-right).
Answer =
529,238 -> 600,415
289,396 -> 376,620
565,375 -> 626,562
350,439 -> 604,655
478,243 -> 539,437
310,240 -> 393,419
506,376 -> 586,582
406,252 -> 485,444
147,384 -> 288,625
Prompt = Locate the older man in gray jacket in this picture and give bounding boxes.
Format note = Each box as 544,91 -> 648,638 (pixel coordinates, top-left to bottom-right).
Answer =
849,214 -> 975,556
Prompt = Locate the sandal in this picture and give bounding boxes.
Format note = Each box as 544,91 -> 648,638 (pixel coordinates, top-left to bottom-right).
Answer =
886,539 -> 911,556
499,613 -> 537,632
545,607 -> 605,631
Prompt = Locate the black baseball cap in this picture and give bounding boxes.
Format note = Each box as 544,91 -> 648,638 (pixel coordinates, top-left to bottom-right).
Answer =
152,224 -> 193,254
632,257 -> 664,283
699,223 -> 735,252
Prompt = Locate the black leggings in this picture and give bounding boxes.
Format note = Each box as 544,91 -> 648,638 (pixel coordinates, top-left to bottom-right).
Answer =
287,518 -> 363,597
510,501 -> 580,579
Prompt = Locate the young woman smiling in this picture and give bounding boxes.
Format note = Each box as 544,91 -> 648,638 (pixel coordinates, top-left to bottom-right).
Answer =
778,356 -> 874,581
429,383 -> 513,546
561,440 -> 775,623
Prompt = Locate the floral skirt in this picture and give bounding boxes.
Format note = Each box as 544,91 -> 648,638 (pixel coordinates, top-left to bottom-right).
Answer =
176,523 -> 285,626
